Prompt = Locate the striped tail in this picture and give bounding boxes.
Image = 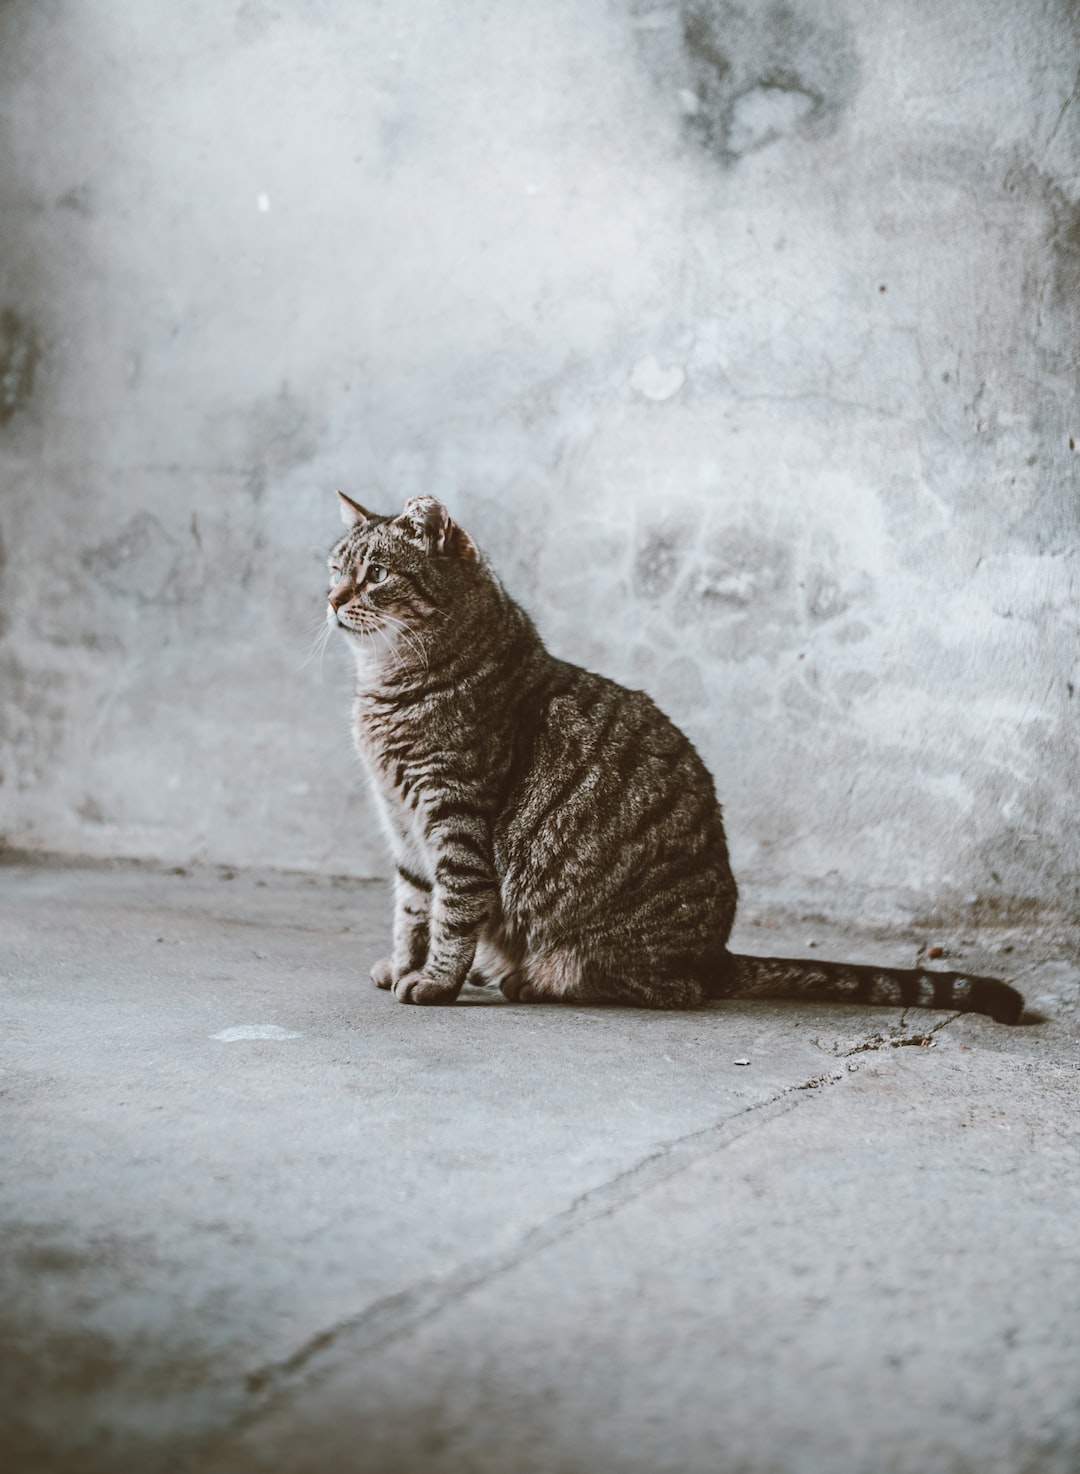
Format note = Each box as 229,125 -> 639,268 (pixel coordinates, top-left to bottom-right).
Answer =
723,953 -> 1024,1025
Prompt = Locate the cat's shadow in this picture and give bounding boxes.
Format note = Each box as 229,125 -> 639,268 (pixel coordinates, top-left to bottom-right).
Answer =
456,987 -> 1050,1027
454,991 -> 508,1006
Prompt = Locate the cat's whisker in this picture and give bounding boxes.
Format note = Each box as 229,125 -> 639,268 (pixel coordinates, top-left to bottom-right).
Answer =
301,620 -> 334,673
380,612 -> 428,670
321,619 -> 338,679
371,622 -> 392,660
367,630 -> 392,679
374,617 -> 406,663
374,623 -> 407,675
313,623 -> 338,683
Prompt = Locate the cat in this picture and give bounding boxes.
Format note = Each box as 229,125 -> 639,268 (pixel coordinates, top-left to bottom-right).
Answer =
326,491 -> 1024,1025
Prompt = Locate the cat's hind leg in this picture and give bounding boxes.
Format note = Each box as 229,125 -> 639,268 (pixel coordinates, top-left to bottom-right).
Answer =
470,926 -> 525,993
500,949 -> 582,1003
614,973 -> 704,1009
501,950 -> 704,1009
370,957 -> 394,991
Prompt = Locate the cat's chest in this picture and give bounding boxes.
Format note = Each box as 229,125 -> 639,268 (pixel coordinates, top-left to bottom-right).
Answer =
353,716 -> 437,868
353,711 -> 430,806
368,781 -> 433,870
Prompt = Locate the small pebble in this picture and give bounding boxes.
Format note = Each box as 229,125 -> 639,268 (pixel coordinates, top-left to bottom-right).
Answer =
734,1057 -> 751,1066
926,945 -> 945,959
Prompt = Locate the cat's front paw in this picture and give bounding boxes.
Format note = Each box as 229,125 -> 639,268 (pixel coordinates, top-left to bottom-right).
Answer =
393,970 -> 461,1006
370,957 -> 394,991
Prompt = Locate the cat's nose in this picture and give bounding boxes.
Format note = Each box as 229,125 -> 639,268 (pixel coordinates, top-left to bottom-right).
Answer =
328,584 -> 348,611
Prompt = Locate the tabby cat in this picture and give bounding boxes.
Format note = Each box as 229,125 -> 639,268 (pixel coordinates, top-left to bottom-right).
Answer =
327,492 -> 1023,1024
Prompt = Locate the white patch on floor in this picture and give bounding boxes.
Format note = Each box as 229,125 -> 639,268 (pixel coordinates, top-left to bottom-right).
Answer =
212,1024 -> 303,1042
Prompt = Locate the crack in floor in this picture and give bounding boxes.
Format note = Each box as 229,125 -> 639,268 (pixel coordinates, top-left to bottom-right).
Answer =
811,1012 -> 963,1061
840,1012 -> 962,1056
207,1051 -> 872,1461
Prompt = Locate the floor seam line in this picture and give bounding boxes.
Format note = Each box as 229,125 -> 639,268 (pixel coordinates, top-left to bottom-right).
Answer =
212,1059 -> 859,1458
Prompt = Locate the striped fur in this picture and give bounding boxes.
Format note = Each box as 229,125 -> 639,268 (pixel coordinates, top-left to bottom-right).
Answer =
327,493 -> 1024,1025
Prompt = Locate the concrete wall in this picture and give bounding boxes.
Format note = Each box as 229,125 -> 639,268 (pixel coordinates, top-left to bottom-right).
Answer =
1,0 -> 1077,921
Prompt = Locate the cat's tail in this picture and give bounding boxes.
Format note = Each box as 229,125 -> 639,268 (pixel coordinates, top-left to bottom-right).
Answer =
718,952 -> 1024,1025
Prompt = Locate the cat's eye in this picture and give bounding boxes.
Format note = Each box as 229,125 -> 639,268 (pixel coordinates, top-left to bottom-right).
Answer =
328,567 -> 343,586
367,564 -> 388,584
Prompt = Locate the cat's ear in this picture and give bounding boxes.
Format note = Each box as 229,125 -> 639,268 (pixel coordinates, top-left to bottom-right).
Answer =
337,490 -> 372,528
397,495 -> 453,551
450,522 -> 479,565
397,496 -> 477,563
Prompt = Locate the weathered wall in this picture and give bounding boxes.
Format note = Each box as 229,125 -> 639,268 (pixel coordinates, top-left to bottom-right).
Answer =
1,0 -> 1077,920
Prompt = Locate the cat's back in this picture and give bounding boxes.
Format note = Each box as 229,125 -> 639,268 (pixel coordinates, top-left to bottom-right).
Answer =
500,657 -> 724,860
491,655 -> 734,947
527,658 -> 703,778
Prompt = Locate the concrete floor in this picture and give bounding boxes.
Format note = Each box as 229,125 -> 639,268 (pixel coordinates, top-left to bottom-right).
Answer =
1,858 -> 1078,1474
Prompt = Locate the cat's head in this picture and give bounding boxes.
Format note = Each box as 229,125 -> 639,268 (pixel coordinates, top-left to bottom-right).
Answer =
326,492 -> 479,652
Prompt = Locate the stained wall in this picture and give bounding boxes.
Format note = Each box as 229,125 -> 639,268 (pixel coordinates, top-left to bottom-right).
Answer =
1,0 -> 1077,920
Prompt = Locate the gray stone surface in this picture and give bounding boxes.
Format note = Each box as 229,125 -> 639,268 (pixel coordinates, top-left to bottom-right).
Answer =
1,0 -> 1078,922
2,859 -> 1077,1473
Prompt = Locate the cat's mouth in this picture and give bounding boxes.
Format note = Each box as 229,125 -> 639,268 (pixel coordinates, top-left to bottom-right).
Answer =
335,613 -> 383,640
329,604 -> 368,632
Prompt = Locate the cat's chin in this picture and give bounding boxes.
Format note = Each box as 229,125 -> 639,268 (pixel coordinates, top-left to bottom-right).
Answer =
346,632 -> 384,678
335,621 -> 373,646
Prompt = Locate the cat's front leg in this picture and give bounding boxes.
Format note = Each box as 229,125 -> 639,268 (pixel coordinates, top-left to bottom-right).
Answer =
371,863 -> 431,990
392,814 -> 496,1006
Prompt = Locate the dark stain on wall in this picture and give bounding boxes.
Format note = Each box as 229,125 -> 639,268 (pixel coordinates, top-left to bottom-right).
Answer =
0,526 -> 7,637
0,309 -> 39,425
804,568 -> 849,623
1046,189 -> 1080,320
635,524 -> 694,598
692,525 -> 792,613
0,652 -> 68,792
243,382 -> 321,501
55,184 -> 94,217
82,513 -> 185,605
1005,158 -> 1080,360
910,155 -> 1080,552
632,0 -> 859,163
972,792 -> 1080,926
635,520 -> 797,647
1002,158 -> 1080,546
